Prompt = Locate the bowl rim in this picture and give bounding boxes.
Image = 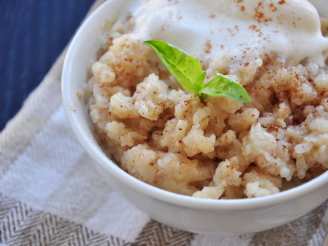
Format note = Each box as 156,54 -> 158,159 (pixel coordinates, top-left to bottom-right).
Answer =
62,0 -> 328,211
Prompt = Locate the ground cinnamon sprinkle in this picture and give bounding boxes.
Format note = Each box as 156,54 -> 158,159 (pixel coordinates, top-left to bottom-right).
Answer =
204,40 -> 212,54
269,3 -> 277,12
254,1 -> 272,23
234,0 -> 246,12
249,24 -> 259,32
248,24 -> 263,37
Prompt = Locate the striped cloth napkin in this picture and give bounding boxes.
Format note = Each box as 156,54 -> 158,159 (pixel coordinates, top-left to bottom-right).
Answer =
0,1 -> 328,245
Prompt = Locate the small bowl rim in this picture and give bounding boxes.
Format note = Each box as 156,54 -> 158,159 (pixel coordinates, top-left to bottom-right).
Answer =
62,0 -> 328,211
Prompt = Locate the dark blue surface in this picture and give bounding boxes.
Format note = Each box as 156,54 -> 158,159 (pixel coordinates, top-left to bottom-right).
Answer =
0,0 -> 95,130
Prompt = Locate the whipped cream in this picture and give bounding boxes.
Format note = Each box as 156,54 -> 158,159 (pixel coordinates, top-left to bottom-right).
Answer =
118,0 -> 328,64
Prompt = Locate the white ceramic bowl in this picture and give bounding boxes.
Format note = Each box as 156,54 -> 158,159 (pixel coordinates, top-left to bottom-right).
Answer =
62,0 -> 328,234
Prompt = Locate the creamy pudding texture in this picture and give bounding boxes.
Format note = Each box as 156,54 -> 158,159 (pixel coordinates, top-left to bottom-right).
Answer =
122,0 -> 328,64
88,0 -> 328,198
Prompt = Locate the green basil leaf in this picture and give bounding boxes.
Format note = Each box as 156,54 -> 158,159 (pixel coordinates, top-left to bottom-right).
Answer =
200,74 -> 251,103
144,40 -> 205,94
